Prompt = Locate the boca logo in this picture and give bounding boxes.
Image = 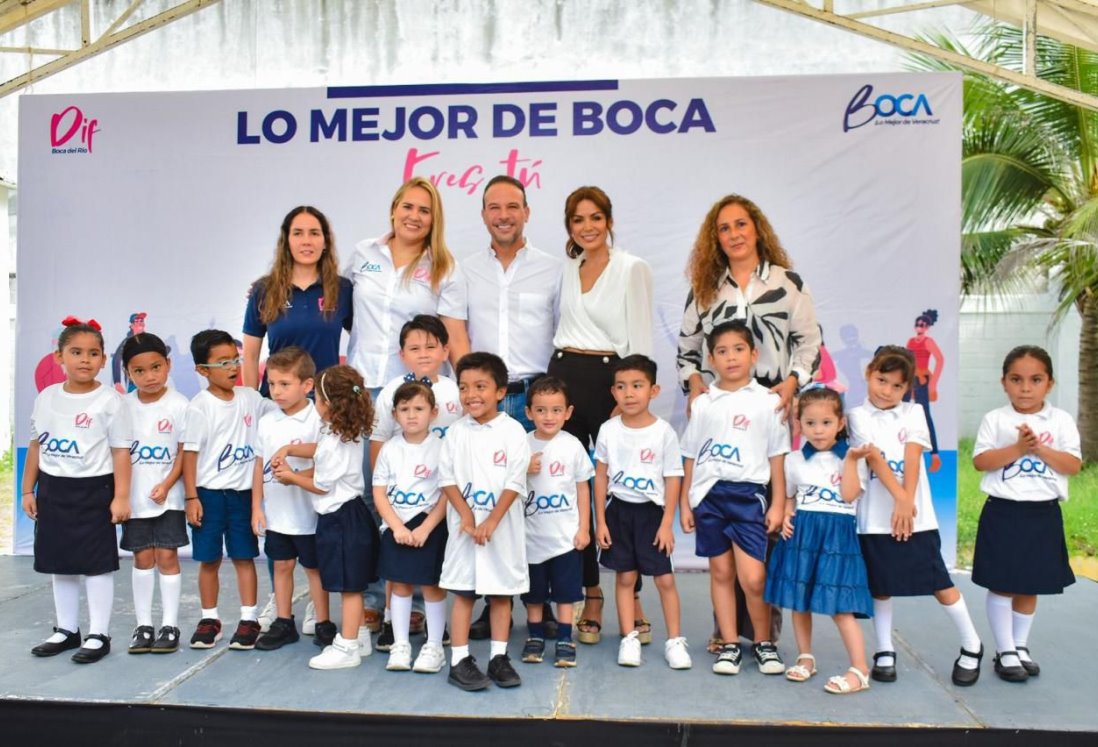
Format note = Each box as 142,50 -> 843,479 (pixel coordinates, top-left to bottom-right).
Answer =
897,428 -> 908,443
524,490 -> 572,516
130,441 -> 173,464
412,267 -> 431,283
217,443 -> 256,472
611,470 -> 657,493
843,84 -> 935,132
360,260 -> 382,273
1003,457 -> 1049,481
462,482 -> 497,508
38,431 -> 80,455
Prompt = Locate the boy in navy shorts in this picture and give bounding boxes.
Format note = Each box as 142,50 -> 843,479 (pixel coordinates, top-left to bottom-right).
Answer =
182,330 -> 274,650
594,355 -> 691,670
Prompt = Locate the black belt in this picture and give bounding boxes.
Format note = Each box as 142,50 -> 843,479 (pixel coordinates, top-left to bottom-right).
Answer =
506,375 -> 543,394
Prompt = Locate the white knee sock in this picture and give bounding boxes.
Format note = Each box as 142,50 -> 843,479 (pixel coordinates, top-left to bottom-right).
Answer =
1013,610 -> 1035,661
490,640 -> 508,658
132,567 -> 156,627
51,574 -> 81,636
84,572 -> 115,648
941,596 -> 982,669
425,599 -> 447,646
986,591 -> 1019,667
872,598 -> 894,666
159,572 -> 182,628
391,593 -> 412,645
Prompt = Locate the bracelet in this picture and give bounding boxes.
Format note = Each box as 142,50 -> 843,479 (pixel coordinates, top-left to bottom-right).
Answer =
22,491 -> 35,495
185,496 -> 198,502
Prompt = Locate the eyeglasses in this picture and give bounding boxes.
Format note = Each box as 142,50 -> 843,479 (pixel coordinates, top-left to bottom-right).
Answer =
197,357 -> 243,369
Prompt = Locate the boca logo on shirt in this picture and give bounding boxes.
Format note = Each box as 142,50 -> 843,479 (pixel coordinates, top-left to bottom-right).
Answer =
639,448 -> 655,464
830,472 -> 842,486
130,441 -> 173,465
524,490 -> 572,516
388,486 -> 428,506
359,260 -> 382,273
802,484 -> 844,506
696,438 -> 742,466
1002,457 -> 1049,481
462,482 -> 497,509
217,443 -> 256,472
74,412 -> 92,428
38,431 -> 80,455
157,418 -> 173,433
611,470 -> 657,494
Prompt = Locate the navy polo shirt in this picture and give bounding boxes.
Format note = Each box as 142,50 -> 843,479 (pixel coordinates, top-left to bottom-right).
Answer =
243,277 -> 354,396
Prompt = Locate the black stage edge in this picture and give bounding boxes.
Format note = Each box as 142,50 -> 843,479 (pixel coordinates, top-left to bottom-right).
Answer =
2,700 -> 1094,747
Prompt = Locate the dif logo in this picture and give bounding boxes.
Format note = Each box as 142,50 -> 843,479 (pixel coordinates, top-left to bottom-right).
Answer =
157,418 -> 173,434
843,84 -> 933,132
74,412 -> 92,429
50,106 -> 100,154
493,450 -> 507,467
732,414 -> 751,431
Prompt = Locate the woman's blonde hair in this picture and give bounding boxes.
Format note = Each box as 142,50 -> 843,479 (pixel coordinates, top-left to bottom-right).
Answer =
389,177 -> 454,293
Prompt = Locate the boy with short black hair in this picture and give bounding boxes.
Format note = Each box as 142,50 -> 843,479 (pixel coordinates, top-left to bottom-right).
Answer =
594,354 -> 691,670
439,352 -> 531,691
182,329 -> 274,651
251,346 -> 327,651
520,376 -> 592,668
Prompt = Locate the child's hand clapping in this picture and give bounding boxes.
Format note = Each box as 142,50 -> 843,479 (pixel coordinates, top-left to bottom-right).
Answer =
1017,424 -> 1039,454
528,452 -> 542,475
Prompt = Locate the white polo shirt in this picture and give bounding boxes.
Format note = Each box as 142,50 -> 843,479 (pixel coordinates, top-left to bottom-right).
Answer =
256,403 -> 322,535
975,403 -> 1081,502
371,374 -> 462,442
785,446 -> 866,517
847,400 -> 938,534
183,388 -> 273,491
372,432 -> 443,529
595,416 -> 684,506
438,412 -> 531,595
680,381 -> 790,508
463,243 -> 562,380
31,383 -> 131,478
525,430 -> 595,564
345,235 -> 467,388
311,428 -> 365,515
125,388 -> 188,518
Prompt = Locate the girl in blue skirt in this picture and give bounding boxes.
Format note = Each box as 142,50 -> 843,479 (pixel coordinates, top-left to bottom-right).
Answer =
765,386 -> 875,694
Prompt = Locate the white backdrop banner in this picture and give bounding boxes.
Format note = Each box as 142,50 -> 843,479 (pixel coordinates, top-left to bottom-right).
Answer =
14,74 -> 961,567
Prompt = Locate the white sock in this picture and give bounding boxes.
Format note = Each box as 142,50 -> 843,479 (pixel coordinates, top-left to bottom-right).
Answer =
201,607 -> 219,621
490,640 -> 508,658
425,599 -> 447,646
84,572 -> 115,643
159,573 -> 182,628
240,605 -> 258,622
451,644 -> 470,666
132,567 -> 156,627
51,574 -> 81,636
986,592 -> 1019,667
872,598 -> 894,666
391,593 -> 412,645
941,595 -> 982,669
384,606 -> 392,623
1013,610 -> 1035,661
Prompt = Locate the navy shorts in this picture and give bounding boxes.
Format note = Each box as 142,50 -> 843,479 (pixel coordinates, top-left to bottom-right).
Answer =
523,549 -> 584,605
264,530 -> 319,569
377,512 -> 448,586
598,499 -> 673,577
694,481 -> 769,562
316,498 -> 379,593
121,510 -> 189,552
190,488 -> 259,562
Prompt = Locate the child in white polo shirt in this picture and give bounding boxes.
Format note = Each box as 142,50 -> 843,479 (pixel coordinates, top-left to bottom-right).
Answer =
520,376 -> 593,669
439,352 -> 531,691
680,321 -> 789,676
594,355 -> 690,671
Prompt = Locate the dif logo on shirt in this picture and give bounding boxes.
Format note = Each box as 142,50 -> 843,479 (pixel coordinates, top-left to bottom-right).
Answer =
731,414 -> 751,431
493,450 -> 507,467
462,482 -> 497,509
696,438 -> 742,466
414,464 -> 432,479
38,431 -> 80,455
74,412 -> 92,429
639,449 -> 655,464
549,461 -> 565,477
525,490 -> 571,516
157,419 -> 173,434
130,440 -> 173,465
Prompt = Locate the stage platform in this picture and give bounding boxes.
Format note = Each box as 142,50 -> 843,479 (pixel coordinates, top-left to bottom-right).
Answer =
0,555 -> 1094,745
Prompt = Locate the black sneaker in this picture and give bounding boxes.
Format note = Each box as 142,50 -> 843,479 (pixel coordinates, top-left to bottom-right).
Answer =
752,641 -> 784,675
31,627 -> 81,657
128,625 -> 155,654
313,620 -> 337,648
256,617 -> 300,651
487,653 -> 522,688
448,655 -> 491,691
376,621 -> 395,652
713,643 -> 742,675
228,619 -> 262,650
554,640 -> 577,668
189,618 -> 222,649
521,637 -> 545,663
151,626 -> 181,654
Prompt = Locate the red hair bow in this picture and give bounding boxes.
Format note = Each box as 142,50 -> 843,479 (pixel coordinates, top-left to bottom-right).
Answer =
61,315 -> 102,331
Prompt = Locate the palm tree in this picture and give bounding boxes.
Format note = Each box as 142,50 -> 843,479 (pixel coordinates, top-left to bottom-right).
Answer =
909,24 -> 1098,462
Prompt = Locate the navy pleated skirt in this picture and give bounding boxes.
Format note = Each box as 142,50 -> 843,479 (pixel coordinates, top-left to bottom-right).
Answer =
973,496 -> 1075,595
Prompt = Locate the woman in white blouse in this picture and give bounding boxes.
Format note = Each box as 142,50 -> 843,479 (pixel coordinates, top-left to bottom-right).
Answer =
345,177 -> 471,391
547,185 -> 653,644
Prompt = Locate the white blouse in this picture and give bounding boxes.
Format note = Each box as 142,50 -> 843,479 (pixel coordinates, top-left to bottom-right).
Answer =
552,248 -> 652,357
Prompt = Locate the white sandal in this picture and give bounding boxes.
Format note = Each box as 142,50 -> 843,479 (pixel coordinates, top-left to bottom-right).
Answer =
824,667 -> 870,694
785,653 -> 817,682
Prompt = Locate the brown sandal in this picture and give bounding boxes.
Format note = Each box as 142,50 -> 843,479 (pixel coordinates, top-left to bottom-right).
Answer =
577,592 -> 603,644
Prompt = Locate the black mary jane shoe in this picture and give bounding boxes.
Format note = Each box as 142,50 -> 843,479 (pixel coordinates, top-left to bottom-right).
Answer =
31,628 -> 82,657
951,645 -> 983,687
1016,646 -> 1040,677
871,650 -> 897,683
993,651 -> 1029,683
71,634 -> 112,664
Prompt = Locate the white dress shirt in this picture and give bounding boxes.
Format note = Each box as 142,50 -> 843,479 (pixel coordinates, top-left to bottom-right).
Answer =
552,248 -> 652,357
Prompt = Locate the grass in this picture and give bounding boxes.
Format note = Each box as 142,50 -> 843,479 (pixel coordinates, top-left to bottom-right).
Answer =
956,438 -> 1098,569
0,442 -> 13,553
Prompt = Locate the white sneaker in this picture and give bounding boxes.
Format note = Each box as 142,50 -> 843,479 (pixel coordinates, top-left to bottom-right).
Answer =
258,594 -> 277,633
664,636 -> 692,670
308,634 -> 361,670
618,630 -> 642,667
386,641 -> 413,671
302,601 -> 317,636
357,625 -> 373,657
413,642 -> 446,673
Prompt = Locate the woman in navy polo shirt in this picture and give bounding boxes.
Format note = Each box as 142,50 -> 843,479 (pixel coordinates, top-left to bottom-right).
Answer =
243,206 -> 353,395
